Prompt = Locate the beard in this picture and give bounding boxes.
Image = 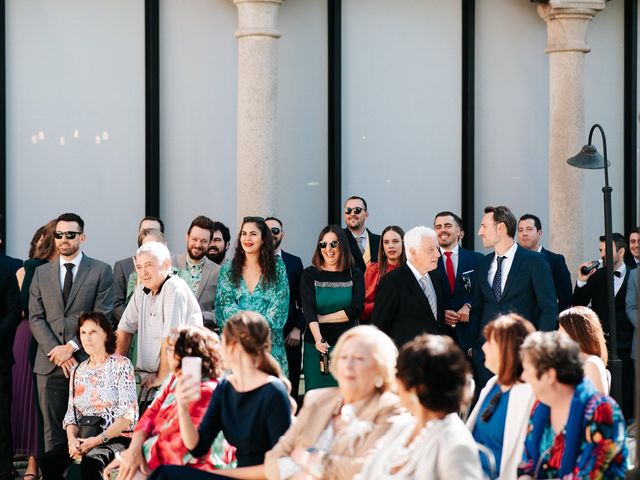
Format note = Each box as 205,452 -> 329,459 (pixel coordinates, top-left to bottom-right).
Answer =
206,249 -> 227,264
273,237 -> 282,251
188,246 -> 206,262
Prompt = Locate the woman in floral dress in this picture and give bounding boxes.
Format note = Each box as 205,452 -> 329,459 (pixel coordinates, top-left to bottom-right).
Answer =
215,217 -> 289,375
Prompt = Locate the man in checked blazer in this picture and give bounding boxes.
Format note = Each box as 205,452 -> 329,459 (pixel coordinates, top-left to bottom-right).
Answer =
29,213 -> 113,453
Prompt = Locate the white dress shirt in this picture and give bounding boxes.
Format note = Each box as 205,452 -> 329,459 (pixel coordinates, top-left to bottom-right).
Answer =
439,243 -> 460,275
487,242 -> 518,293
58,252 -> 83,289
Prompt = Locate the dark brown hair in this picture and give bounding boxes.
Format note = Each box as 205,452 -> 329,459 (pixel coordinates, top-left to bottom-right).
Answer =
558,306 -> 608,365
396,334 -> 470,414
222,311 -> 291,393
484,206 -> 517,238
168,326 -> 222,379
311,225 -> 354,272
32,219 -> 57,260
231,218 -> 277,286
77,312 -> 117,354
188,215 -> 215,239
483,314 -> 535,386
377,225 -> 406,275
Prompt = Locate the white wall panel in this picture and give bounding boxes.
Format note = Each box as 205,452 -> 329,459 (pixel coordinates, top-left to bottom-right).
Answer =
342,0 -> 462,235
6,0 -> 145,265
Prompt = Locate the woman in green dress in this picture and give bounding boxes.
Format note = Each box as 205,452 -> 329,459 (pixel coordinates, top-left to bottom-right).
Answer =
215,217 -> 290,375
301,225 -> 365,391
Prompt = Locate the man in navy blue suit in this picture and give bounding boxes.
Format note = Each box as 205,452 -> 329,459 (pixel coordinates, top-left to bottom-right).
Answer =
433,211 -> 482,350
517,214 -> 572,312
0,232 -> 23,274
266,217 -> 304,403
469,206 -> 558,387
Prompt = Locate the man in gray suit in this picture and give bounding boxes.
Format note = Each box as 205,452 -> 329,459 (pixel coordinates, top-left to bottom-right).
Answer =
113,216 -> 164,324
172,215 -> 221,330
29,213 -> 113,453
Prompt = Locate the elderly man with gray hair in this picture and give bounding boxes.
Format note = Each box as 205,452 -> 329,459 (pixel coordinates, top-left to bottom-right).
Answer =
372,226 -> 451,346
116,242 -> 203,389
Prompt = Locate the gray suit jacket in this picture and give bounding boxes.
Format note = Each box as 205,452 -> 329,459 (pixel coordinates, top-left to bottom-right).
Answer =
113,256 -> 136,323
626,267 -> 639,360
171,254 -> 220,329
29,255 -> 113,374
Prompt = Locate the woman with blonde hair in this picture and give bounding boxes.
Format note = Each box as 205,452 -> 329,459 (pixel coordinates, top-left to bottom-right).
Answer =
265,325 -> 402,480
558,306 -> 610,394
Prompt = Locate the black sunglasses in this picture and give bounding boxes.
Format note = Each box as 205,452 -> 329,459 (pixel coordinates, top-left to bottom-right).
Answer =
270,227 -> 281,236
54,231 -> 82,240
344,207 -> 365,215
480,390 -> 503,423
243,216 -> 265,224
319,240 -> 339,249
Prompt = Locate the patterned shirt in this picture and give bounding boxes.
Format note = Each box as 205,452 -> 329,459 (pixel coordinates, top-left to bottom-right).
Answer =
63,354 -> 138,433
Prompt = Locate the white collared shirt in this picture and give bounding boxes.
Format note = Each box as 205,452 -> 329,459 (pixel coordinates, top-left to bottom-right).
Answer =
487,242 -> 518,292
58,252 -> 83,289
575,263 -> 627,296
439,244 -> 460,275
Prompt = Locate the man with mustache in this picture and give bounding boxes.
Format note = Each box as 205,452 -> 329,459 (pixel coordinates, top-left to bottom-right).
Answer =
206,221 -> 231,265
172,216 -> 221,330
342,196 -> 380,273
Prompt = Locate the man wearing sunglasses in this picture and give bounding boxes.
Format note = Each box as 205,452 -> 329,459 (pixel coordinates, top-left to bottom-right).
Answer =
265,217 -> 305,403
172,215 -> 221,331
342,196 -> 380,273
28,212 -> 113,455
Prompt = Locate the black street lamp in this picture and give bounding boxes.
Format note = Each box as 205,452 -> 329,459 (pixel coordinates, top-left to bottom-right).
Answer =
567,124 -> 622,405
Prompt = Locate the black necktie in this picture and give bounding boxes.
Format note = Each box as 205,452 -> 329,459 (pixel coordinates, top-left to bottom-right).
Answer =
492,256 -> 505,302
613,271 -> 621,278
63,263 -> 74,306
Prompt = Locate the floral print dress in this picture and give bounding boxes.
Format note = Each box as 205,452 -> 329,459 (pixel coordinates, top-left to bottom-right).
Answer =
63,354 -> 138,434
215,258 -> 290,375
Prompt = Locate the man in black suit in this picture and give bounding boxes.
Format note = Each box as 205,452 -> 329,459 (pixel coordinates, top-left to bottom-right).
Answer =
372,226 -> 450,346
0,261 -> 20,480
434,211 -> 483,351
29,213 -> 113,453
113,216 -> 164,324
266,217 -> 304,402
627,226 -> 639,268
343,196 -> 380,273
518,214 -> 572,312
0,233 -> 23,274
469,206 -> 558,387
573,233 -> 634,420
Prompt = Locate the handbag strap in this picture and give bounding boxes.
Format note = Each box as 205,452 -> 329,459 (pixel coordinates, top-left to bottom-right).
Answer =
71,360 -> 88,426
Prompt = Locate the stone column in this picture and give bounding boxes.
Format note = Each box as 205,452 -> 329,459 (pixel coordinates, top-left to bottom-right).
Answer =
233,0 -> 284,224
538,0 -> 605,277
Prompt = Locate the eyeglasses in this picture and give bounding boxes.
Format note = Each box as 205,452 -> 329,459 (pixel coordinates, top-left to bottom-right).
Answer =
344,207 -> 365,215
54,231 -> 82,240
270,227 -> 281,236
319,240 -> 339,249
243,216 -> 265,224
480,390 -> 503,423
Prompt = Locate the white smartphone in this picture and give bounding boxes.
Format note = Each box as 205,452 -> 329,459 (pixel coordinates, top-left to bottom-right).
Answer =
181,356 -> 202,400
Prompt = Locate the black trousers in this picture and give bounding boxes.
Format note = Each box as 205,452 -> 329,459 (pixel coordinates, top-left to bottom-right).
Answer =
41,437 -> 130,480
285,342 -> 302,405
619,347 -> 635,422
148,465 -> 230,480
0,367 -> 13,477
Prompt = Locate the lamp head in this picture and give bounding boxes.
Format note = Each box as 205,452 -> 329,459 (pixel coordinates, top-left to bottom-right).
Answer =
567,144 -> 609,170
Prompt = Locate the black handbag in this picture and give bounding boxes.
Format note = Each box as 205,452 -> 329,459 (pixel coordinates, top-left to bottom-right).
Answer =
72,362 -> 104,438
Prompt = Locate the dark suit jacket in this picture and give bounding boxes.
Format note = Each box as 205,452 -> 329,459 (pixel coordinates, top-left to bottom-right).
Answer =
343,228 -> 380,274
112,256 -> 135,323
573,266 -> 633,349
29,255 -> 113,375
0,262 -> 21,367
438,246 -> 483,350
470,245 -> 558,350
540,247 -> 572,312
172,254 -> 221,329
281,251 -> 305,336
372,263 -> 451,346
0,253 -> 23,274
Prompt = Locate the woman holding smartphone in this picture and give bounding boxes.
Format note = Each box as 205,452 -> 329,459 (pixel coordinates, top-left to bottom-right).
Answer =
300,225 -> 365,392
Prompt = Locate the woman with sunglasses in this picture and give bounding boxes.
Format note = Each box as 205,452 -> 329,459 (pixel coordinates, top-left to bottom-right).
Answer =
215,216 -> 290,375
300,225 -> 365,392
465,314 -> 535,480
361,226 -> 405,323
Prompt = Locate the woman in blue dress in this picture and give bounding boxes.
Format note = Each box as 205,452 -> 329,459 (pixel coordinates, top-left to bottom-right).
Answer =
215,216 -> 290,375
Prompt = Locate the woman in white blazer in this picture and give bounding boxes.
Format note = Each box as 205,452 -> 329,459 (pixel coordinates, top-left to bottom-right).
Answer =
466,314 -> 536,480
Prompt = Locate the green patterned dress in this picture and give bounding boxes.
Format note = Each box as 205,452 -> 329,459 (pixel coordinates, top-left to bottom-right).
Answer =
214,258 -> 290,375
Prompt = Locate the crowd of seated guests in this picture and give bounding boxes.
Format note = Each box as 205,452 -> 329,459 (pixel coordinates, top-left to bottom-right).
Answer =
4,201 -> 638,480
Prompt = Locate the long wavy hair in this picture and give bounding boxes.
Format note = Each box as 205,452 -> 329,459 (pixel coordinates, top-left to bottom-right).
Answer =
230,217 -> 276,286
32,219 -> 58,260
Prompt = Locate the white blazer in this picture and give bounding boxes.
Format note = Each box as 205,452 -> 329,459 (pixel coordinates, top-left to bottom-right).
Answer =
466,376 -> 536,480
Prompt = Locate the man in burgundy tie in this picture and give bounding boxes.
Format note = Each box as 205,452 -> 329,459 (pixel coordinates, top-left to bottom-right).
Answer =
433,211 -> 482,350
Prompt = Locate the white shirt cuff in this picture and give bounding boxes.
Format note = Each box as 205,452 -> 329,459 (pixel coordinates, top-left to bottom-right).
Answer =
67,340 -> 80,351
576,280 -> 587,288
